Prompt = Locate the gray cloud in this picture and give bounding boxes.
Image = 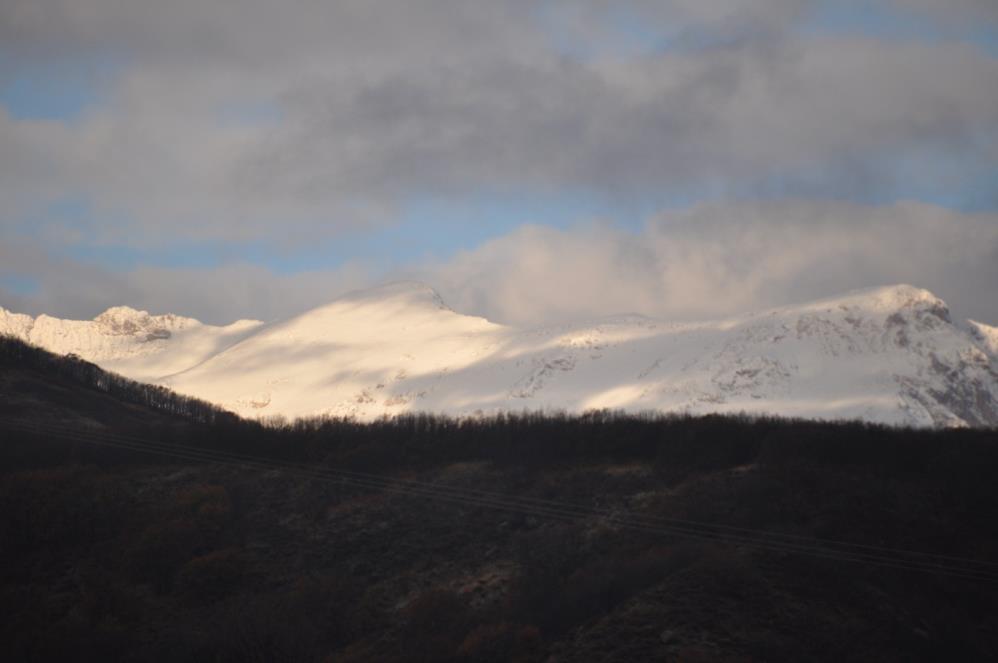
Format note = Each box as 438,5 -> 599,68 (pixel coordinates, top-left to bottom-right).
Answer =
423,201 -> 998,326
266,36 -> 998,199
0,238 -> 373,324
0,2 -> 995,327
892,0 -> 998,26
1,1 -> 996,246
4,202 -> 995,327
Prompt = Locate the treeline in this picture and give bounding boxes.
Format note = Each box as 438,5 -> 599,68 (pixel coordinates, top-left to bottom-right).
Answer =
0,335 -> 240,427
2,333 -> 996,477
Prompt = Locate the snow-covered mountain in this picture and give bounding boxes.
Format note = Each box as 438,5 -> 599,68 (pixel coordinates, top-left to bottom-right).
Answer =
0,305 -> 263,383
2,282 -> 996,427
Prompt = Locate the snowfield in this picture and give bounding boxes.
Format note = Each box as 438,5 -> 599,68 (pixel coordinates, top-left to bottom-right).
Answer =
2,282 -> 996,427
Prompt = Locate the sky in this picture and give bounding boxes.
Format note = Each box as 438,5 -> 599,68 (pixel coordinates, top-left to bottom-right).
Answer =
1,0 -> 996,326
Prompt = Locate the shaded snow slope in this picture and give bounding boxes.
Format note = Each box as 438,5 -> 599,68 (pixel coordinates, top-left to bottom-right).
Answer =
3,282 -> 996,427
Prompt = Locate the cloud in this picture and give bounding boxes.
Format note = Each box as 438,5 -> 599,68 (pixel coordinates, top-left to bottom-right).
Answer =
0,244 -> 375,325
423,201 -> 998,325
1,1 -> 996,247
267,35 -> 997,198
0,3 -> 994,329
4,201 -> 995,327
891,0 -> 998,27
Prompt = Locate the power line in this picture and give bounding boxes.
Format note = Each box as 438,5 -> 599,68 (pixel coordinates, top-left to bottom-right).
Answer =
4,417 -> 997,582
16,417 -> 998,571
19,420 -> 998,568
7,417 -> 996,580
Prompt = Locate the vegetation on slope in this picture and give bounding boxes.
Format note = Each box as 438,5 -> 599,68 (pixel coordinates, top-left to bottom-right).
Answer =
1,335 -> 997,661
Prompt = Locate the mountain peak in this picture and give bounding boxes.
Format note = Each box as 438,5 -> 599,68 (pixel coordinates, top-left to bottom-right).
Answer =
93,306 -> 198,338
797,284 -> 949,319
866,284 -> 946,310
4,283 -> 994,427
95,305 -> 149,322
337,281 -> 449,311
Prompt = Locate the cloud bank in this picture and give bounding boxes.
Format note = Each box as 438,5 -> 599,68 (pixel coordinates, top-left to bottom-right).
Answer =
4,201 -> 995,327
1,2 -> 995,327
2,1 -> 997,245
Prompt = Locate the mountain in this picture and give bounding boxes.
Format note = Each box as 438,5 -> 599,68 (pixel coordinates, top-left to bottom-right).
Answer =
0,305 -> 262,383
6,334 -> 998,662
2,282 -> 996,427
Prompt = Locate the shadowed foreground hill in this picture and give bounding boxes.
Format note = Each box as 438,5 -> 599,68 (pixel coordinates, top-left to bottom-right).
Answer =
2,336 -> 998,662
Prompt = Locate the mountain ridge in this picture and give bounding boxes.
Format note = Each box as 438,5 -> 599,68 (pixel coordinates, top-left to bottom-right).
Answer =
2,283 -> 995,427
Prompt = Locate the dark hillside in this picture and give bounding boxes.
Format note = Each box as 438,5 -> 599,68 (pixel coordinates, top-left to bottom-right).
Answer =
0,335 -> 239,426
2,335 -> 998,661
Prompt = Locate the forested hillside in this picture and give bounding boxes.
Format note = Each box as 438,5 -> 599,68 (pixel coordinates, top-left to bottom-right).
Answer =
2,335 -> 998,661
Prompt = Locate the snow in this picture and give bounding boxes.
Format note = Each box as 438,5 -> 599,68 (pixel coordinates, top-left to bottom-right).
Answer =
2,282 -> 996,427
969,320 -> 998,357
1,304 -> 263,383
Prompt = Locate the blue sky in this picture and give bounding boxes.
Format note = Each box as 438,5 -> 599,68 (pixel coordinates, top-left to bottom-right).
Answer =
0,52 -> 122,121
1,1 -> 996,324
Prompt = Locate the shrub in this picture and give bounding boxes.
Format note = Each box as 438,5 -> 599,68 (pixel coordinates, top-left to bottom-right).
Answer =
125,517 -> 203,591
176,483 -> 232,527
457,622 -> 540,662
176,547 -> 246,602
400,589 -> 473,662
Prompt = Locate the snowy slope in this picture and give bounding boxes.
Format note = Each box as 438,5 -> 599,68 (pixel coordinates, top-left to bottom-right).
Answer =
969,320 -> 998,358
0,305 -> 263,383
3,283 -> 996,427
